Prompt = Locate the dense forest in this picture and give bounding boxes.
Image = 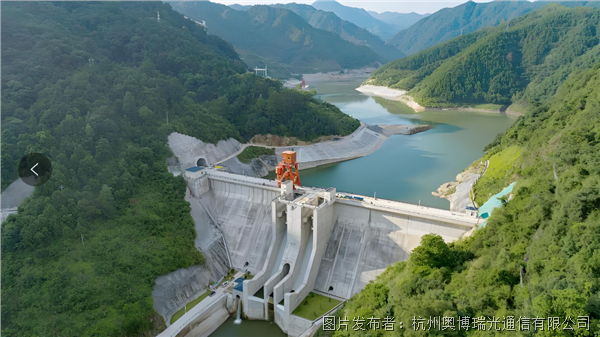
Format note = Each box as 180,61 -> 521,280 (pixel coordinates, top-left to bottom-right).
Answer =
369,5 -> 600,111
169,1 -> 384,78
0,2 -> 358,336
311,0 -> 399,40
387,1 -> 600,56
320,52 -> 600,337
270,3 -> 405,62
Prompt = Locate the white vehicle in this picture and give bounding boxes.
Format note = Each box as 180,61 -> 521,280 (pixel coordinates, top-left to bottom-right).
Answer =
221,281 -> 229,288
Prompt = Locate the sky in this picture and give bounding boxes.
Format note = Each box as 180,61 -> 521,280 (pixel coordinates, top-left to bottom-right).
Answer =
210,0 -> 498,14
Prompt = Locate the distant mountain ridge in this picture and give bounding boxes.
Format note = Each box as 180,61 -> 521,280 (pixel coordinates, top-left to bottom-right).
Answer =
271,3 -> 405,62
367,10 -> 428,31
388,0 -> 600,56
171,2 -> 383,77
368,4 -> 600,111
311,0 -> 399,40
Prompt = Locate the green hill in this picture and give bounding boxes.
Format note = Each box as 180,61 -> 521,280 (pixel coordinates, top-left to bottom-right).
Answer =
311,0 -> 399,40
367,11 -> 428,32
170,1 -> 383,77
271,3 -> 405,62
1,2 -> 358,336
387,1 -> 600,56
319,61 -> 600,337
367,5 -> 600,110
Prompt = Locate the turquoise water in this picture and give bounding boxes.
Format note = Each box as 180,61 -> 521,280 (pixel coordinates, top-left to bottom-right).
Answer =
478,182 -> 516,227
300,79 -> 517,209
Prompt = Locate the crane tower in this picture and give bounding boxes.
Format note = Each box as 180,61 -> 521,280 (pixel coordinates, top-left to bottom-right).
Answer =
276,151 -> 301,189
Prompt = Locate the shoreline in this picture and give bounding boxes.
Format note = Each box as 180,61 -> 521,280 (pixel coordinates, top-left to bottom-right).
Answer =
283,66 -> 376,88
217,123 -> 431,175
356,85 -> 425,112
356,84 -> 518,114
432,162 -> 486,212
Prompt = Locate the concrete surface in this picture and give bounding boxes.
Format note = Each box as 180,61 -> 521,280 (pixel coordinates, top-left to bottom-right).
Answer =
152,189 -> 231,325
168,132 -> 242,170
157,271 -> 244,337
170,122 -> 430,175
201,178 -> 280,274
1,178 -> 34,222
220,155 -> 278,178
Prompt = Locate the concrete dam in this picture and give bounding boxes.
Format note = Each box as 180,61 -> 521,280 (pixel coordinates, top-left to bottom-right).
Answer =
168,166 -> 477,336
157,128 -> 478,337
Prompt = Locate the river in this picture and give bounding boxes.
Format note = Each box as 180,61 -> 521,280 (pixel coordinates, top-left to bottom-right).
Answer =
209,78 -> 516,336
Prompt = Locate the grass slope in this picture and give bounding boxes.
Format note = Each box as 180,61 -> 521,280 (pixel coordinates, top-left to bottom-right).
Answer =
237,146 -> 275,164
292,292 -> 341,321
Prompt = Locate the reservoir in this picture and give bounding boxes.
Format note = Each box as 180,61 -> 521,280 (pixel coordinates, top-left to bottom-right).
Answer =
209,78 -> 516,336
300,78 -> 516,209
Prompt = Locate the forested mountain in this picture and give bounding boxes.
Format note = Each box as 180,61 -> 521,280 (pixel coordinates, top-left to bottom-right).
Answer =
367,5 -> 600,111
311,0 -> 399,40
270,3 -> 405,62
319,63 -> 600,337
229,3 -> 251,11
1,2 -> 358,336
387,0 -> 600,56
367,10 -> 428,32
170,1 -> 383,78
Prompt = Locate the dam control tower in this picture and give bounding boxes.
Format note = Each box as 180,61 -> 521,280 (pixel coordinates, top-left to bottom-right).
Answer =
243,176 -> 337,335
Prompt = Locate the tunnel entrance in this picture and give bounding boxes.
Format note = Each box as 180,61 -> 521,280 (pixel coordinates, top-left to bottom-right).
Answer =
328,286 -> 334,292
196,158 -> 208,167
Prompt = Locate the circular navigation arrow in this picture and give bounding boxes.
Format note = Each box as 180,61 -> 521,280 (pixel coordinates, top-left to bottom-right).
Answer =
18,153 -> 52,186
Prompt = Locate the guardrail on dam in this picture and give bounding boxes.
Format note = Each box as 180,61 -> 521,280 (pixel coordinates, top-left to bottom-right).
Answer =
178,168 -> 477,337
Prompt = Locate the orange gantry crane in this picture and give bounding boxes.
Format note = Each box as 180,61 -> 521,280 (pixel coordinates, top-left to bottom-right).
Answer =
276,151 -> 301,189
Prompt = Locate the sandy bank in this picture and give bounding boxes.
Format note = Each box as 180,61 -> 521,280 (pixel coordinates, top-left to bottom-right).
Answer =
356,85 -> 426,112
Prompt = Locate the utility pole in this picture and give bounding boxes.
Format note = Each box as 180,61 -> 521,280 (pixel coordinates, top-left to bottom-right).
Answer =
166,111 -> 169,124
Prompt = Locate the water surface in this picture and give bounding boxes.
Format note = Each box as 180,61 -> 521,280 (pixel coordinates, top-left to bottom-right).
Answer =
210,315 -> 286,337
300,79 -> 516,209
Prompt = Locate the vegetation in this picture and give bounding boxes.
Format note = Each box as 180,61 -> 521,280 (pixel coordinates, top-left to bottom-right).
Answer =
387,1 -> 600,56
292,292 -> 342,321
318,64 -> 600,336
237,146 -> 275,164
370,5 -> 600,110
473,145 -> 522,206
271,3 -> 405,62
311,0 -> 398,40
1,2 -> 358,336
170,2 -> 383,78
169,290 -> 211,324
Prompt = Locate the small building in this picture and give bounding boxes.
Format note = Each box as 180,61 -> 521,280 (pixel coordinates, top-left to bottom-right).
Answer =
233,277 -> 245,298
